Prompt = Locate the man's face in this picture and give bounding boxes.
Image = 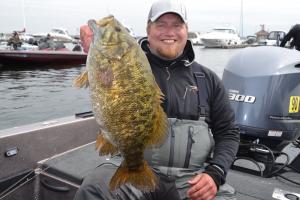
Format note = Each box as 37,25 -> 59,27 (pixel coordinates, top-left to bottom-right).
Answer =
147,13 -> 188,59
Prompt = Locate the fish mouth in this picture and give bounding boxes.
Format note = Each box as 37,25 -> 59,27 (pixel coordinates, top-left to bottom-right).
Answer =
87,16 -> 115,38
88,16 -> 124,46
98,18 -> 125,46
87,16 -> 114,30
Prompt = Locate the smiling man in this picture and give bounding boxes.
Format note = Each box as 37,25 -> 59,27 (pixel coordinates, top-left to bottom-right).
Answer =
75,0 -> 239,200
147,13 -> 188,59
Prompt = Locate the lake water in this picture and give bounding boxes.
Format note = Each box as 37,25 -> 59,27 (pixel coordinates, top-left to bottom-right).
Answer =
0,46 -> 242,130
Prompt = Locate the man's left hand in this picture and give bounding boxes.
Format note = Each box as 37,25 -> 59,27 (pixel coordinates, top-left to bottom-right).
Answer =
187,173 -> 217,200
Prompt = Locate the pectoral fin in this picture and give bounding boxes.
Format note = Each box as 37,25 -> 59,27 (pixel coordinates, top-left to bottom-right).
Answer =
73,70 -> 89,88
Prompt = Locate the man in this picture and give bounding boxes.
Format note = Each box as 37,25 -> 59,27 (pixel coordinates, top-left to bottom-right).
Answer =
7,31 -> 22,50
38,33 -> 52,50
280,24 -> 300,51
74,0 -> 239,199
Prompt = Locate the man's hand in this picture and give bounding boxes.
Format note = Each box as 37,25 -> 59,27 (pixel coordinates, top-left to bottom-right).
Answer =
187,173 -> 217,200
80,25 -> 93,53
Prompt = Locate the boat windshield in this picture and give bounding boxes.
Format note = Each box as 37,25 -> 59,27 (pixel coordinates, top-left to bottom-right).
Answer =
213,29 -> 236,34
188,32 -> 197,39
268,31 -> 285,40
51,29 -> 68,35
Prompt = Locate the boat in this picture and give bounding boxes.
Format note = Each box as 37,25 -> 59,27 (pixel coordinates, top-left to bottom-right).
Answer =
0,41 -> 38,51
243,35 -> 257,45
200,27 -> 242,48
19,33 -> 36,43
124,25 -> 136,37
0,111 -> 299,200
0,47 -> 299,200
0,49 -> 87,67
32,28 -> 75,43
265,30 -> 287,46
188,31 -> 203,45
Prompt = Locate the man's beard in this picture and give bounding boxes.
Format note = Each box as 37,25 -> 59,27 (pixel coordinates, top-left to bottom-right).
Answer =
156,46 -> 181,59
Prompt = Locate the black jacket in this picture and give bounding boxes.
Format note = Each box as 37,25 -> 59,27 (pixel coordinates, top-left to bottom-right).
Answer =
280,24 -> 300,50
140,38 -> 240,187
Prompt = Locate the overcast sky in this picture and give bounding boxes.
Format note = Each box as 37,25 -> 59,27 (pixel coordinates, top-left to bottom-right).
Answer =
0,0 -> 299,37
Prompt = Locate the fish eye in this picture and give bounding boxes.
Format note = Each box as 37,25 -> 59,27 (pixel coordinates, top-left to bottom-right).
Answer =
115,27 -> 121,32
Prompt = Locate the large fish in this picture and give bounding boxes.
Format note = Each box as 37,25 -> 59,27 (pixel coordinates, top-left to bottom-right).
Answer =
74,15 -> 168,191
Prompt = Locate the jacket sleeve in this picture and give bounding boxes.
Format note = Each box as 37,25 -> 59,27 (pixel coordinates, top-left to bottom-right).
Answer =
204,71 -> 240,180
280,27 -> 294,47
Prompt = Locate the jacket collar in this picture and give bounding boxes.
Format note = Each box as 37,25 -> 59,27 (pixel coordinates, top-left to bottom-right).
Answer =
139,37 -> 195,68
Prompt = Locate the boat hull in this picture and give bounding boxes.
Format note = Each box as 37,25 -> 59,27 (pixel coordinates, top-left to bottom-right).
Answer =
0,115 -> 98,181
201,38 -> 242,48
0,50 -> 87,67
200,27 -> 242,48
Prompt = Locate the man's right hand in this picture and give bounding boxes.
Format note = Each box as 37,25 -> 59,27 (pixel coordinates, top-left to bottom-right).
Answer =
80,25 -> 93,53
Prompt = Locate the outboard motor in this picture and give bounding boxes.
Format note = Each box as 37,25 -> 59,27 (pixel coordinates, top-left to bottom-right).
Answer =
222,46 -> 300,175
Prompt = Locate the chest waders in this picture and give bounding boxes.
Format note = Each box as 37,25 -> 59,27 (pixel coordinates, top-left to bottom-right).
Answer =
144,117 -> 214,199
143,67 -> 236,199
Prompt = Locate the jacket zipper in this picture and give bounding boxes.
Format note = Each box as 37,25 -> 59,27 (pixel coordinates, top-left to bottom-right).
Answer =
165,67 -> 171,80
167,126 -> 175,176
165,67 -> 172,116
184,126 -> 195,168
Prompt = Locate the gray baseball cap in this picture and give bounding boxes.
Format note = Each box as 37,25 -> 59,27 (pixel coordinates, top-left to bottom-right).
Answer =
148,0 -> 187,23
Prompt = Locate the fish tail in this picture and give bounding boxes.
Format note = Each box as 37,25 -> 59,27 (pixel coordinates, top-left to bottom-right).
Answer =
95,132 -> 118,156
73,70 -> 89,88
109,160 -> 157,191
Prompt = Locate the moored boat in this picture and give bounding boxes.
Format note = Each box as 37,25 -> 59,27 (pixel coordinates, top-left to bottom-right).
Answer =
0,49 -> 87,68
32,28 -> 75,43
188,31 -> 203,45
265,30 -> 287,46
200,27 -> 242,48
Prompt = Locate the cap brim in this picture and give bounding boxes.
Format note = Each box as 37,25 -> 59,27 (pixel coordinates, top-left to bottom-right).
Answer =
150,11 -> 186,23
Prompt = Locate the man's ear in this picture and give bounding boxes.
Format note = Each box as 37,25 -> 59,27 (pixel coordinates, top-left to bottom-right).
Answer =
146,24 -> 151,35
146,21 -> 154,35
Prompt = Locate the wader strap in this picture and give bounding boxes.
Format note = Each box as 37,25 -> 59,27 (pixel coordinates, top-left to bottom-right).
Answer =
193,71 -> 208,117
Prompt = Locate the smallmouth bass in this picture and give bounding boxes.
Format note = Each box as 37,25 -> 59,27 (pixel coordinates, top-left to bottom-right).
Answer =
74,15 -> 168,191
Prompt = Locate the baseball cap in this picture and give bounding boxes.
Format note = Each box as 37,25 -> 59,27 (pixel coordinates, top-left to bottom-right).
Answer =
148,0 -> 187,23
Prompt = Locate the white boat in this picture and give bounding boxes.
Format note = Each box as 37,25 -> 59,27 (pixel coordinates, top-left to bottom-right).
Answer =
32,28 -> 74,42
19,33 -> 35,43
265,30 -> 287,46
200,27 -> 242,48
124,25 -> 135,37
188,31 -> 203,45
0,41 -> 38,51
